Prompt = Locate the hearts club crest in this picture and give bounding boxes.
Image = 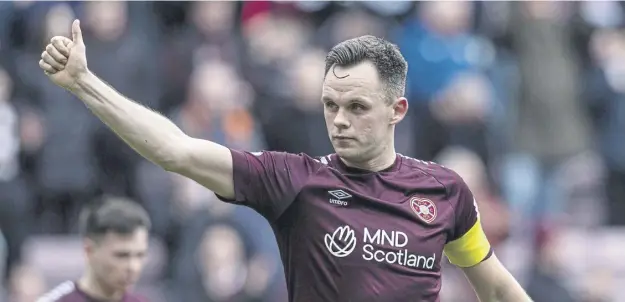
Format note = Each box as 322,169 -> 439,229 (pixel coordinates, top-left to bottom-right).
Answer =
410,197 -> 437,224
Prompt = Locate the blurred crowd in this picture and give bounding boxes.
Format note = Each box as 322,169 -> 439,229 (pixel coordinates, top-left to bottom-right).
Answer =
0,1 -> 625,302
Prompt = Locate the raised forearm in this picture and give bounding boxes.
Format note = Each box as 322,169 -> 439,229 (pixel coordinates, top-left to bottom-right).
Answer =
70,71 -> 185,169
40,21 -> 233,196
484,277 -> 533,302
464,256 -> 533,302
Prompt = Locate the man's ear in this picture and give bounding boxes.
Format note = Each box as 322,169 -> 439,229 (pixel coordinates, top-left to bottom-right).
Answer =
390,97 -> 408,125
83,237 -> 96,257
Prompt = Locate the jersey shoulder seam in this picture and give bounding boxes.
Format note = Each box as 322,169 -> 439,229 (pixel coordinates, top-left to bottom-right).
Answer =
36,281 -> 76,302
273,153 -> 329,221
294,152 -> 330,196
400,156 -> 457,234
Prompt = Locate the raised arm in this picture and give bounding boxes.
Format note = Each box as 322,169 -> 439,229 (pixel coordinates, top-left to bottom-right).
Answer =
38,19 -> 235,199
462,255 -> 532,302
441,170 -> 532,302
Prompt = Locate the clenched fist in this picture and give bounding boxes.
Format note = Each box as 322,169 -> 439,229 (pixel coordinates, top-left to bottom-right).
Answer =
39,19 -> 88,90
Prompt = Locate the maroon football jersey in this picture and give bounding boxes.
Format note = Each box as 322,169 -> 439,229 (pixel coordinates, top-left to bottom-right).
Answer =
36,281 -> 147,302
217,150 -> 492,302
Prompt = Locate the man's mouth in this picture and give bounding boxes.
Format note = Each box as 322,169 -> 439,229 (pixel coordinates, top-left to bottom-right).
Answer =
333,135 -> 354,140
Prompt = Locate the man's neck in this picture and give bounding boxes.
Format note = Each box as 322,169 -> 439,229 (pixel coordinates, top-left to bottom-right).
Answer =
78,274 -> 125,301
340,147 -> 397,172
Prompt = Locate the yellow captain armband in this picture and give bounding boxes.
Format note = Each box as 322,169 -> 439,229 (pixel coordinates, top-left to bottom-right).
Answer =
443,219 -> 491,268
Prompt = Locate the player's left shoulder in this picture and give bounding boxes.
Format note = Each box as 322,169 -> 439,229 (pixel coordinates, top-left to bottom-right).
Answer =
398,154 -> 465,189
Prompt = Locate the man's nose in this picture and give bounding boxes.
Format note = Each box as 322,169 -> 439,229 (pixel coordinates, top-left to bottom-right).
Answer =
127,256 -> 143,275
333,108 -> 350,129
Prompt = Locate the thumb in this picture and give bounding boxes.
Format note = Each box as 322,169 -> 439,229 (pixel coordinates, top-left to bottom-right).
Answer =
71,19 -> 83,45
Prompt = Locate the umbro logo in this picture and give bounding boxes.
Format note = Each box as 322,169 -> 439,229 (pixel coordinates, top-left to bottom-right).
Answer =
328,190 -> 351,206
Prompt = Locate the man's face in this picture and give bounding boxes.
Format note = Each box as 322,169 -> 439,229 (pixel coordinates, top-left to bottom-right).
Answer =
86,228 -> 149,292
191,60 -> 238,113
321,61 -> 407,163
84,1 -> 128,41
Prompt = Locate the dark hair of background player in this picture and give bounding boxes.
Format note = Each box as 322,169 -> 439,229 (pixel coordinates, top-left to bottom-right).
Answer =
78,197 -> 151,241
323,35 -> 408,103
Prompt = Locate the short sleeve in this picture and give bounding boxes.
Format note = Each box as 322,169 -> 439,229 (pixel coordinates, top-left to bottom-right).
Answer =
216,149 -> 319,222
443,173 -> 493,268
35,281 -> 76,302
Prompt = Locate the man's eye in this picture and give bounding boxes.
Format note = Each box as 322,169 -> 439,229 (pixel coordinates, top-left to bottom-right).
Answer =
325,102 -> 338,110
350,103 -> 366,111
114,252 -> 131,259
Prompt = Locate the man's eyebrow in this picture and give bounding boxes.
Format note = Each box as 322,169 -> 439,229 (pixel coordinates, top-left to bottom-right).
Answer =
349,96 -> 373,104
321,96 -> 334,103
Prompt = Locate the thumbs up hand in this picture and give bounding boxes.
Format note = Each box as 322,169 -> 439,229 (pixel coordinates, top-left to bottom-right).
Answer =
39,19 -> 88,90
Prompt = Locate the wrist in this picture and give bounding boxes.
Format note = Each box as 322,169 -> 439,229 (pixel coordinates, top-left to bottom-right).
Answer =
69,69 -> 95,94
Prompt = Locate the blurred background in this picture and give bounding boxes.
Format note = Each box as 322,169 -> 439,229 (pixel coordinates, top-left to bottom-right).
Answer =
0,1 -> 624,302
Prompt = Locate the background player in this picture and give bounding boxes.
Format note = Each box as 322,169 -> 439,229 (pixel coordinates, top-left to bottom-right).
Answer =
39,19 -> 531,301
36,197 -> 150,302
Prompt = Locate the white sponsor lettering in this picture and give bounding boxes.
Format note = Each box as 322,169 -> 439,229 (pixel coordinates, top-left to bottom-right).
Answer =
362,245 -> 436,269
329,199 -> 348,206
363,228 -> 408,247
324,225 -> 436,270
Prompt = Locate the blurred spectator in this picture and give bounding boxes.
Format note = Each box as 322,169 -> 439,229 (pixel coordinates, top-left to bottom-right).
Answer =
0,231 -> 6,298
579,1 -> 624,29
259,48 -> 333,156
241,11 -> 317,155
160,1 -> 243,113
169,220 -> 278,302
14,3 -> 97,234
135,59 -> 261,232
134,59 -> 282,295
436,146 -> 511,302
316,7 -> 390,50
584,28 -> 625,226
556,151 -> 606,228
362,1 -> 413,18
429,72 -> 496,160
509,1 -> 591,164
0,63 -> 33,281
525,228 -> 576,302
0,66 -> 19,184
502,1 -> 593,241
81,1 -> 162,200
7,264 -> 47,302
243,12 -> 312,67
0,2 -> 18,51
398,1 -> 478,103
396,2 -> 496,164
436,146 -> 510,246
